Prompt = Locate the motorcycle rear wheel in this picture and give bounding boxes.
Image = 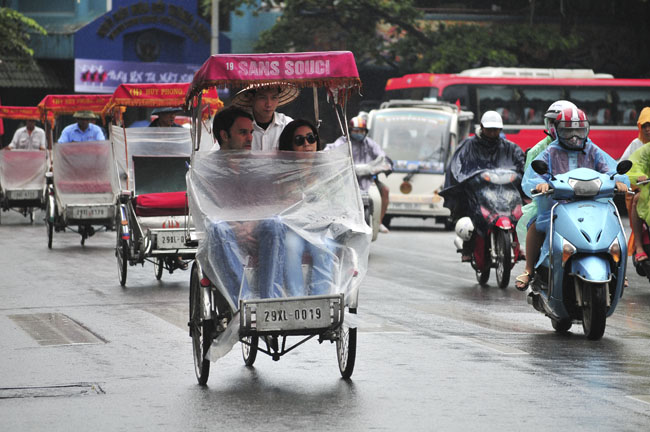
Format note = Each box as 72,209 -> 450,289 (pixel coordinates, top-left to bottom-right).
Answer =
582,282 -> 607,340
494,230 -> 512,289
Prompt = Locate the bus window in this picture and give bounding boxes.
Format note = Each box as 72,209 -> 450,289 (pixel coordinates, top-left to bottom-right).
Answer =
476,85 -> 522,125
567,88 -> 613,125
616,88 -> 650,125
518,88 -> 563,125
441,84 -> 469,108
385,87 -> 437,101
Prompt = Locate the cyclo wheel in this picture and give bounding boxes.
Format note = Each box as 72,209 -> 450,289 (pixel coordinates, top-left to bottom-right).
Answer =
116,230 -> 128,286
45,199 -> 53,249
582,282 -> 608,340
495,230 -> 512,289
336,322 -> 357,379
154,257 -> 164,280
190,265 -> 212,385
241,336 -> 259,366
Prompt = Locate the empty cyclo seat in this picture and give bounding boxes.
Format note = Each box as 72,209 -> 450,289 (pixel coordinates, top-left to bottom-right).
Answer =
134,191 -> 188,217
56,180 -> 113,194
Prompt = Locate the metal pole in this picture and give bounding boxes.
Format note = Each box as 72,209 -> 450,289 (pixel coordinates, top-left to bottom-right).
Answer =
211,0 -> 220,55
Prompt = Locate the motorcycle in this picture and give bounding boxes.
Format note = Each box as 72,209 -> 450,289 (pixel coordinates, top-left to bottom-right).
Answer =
355,155 -> 392,241
526,159 -> 631,340
629,179 -> 650,280
453,168 -> 524,288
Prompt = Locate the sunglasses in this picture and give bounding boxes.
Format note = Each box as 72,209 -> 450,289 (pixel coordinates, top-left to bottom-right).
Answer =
294,133 -> 318,146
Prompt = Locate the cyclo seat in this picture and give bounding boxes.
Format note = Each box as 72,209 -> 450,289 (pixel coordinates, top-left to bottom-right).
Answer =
133,191 -> 188,217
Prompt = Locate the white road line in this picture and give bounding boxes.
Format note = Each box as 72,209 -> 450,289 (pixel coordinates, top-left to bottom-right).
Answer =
626,395 -> 650,405
459,336 -> 529,355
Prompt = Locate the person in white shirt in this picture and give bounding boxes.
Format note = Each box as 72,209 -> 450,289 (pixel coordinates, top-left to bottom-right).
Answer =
231,83 -> 299,151
6,119 -> 46,151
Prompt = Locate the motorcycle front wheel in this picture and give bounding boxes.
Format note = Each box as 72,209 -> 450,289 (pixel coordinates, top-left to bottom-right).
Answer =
494,230 -> 512,289
582,282 -> 607,340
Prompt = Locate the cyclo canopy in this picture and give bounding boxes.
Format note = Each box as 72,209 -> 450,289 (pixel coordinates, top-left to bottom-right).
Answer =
185,51 -> 370,313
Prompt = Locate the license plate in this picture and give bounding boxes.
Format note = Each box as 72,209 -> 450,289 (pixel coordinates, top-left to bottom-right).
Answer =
157,232 -> 186,249
8,190 -> 40,200
71,206 -> 110,219
254,298 -> 332,331
390,202 -> 421,210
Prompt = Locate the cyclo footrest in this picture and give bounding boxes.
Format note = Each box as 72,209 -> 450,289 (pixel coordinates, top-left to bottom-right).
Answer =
239,294 -> 344,337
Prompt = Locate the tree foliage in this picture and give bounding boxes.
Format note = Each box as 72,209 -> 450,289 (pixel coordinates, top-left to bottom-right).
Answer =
0,8 -> 46,59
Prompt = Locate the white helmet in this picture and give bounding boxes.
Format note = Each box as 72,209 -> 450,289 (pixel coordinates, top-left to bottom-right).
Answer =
480,111 -> 503,129
544,100 -> 577,138
455,217 -> 475,241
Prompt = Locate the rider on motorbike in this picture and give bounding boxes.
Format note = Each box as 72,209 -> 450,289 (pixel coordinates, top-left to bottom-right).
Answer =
326,115 -> 392,233
442,110 -> 525,261
516,107 -> 629,290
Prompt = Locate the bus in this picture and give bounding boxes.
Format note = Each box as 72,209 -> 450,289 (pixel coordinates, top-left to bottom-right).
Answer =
384,67 -> 650,158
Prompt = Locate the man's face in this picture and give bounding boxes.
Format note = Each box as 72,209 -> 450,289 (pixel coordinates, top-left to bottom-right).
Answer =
220,116 -> 253,150
641,122 -> 650,142
481,127 -> 501,140
251,87 -> 281,123
77,119 -> 90,131
157,112 -> 176,127
25,120 -> 36,131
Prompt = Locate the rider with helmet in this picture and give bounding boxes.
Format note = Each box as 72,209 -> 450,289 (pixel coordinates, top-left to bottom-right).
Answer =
326,114 -> 392,233
516,107 -> 629,290
441,110 -> 525,260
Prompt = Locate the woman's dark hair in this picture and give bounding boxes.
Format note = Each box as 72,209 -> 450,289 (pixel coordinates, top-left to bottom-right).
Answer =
278,119 -> 322,151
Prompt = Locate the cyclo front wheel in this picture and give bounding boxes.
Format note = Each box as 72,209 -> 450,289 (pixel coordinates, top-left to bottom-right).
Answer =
336,321 -> 357,379
190,265 -> 212,385
154,257 -> 164,280
241,336 -> 258,366
494,229 -> 512,289
116,230 -> 128,286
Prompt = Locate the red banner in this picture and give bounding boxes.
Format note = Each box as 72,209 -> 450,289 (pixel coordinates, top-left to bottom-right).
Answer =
0,106 -> 43,120
103,83 -> 222,114
38,94 -> 112,116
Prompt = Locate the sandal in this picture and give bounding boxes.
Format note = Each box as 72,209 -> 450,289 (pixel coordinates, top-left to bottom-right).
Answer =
515,271 -> 531,291
634,251 -> 648,263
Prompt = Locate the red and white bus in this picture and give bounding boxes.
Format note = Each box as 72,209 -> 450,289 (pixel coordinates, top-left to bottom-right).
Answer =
384,67 -> 650,158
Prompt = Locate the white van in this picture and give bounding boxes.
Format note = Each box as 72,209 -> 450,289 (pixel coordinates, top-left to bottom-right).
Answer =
367,100 -> 473,229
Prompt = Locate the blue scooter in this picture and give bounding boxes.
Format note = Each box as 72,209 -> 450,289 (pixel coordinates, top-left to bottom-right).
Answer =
527,159 -> 631,340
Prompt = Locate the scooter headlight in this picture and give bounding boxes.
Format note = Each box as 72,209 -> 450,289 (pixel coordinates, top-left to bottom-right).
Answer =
562,239 -> 576,266
609,238 -> 621,264
568,178 -> 602,197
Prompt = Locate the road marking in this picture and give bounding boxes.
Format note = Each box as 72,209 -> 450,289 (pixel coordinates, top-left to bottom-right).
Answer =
460,336 -> 529,355
9,313 -> 105,346
627,395 -> 650,405
0,383 -> 104,399
141,305 -> 188,331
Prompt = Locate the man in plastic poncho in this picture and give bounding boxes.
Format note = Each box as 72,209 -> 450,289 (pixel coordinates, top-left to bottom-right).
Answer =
622,107 -> 650,267
516,100 -> 577,254
441,110 -> 525,261
515,107 -> 629,290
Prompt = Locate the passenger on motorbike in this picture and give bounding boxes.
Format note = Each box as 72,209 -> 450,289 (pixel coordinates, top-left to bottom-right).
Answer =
279,119 -> 337,296
205,107 -> 286,302
442,110 -> 525,261
516,107 -> 629,290
326,115 -> 392,233
622,107 -> 650,266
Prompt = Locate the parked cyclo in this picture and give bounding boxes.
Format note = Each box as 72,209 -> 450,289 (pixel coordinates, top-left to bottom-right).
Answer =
0,106 -> 51,223
38,94 -> 116,247
184,51 -> 370,383
102,83 -> 222,286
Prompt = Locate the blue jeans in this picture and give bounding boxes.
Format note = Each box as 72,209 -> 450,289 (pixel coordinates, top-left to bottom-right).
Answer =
284,229 -> 336,297
207,217 -> 285,302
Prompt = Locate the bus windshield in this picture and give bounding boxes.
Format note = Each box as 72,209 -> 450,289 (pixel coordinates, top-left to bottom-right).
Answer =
369,110 -> 451,173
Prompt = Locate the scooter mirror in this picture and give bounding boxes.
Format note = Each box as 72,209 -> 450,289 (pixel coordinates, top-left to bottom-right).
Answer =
531,160 -> 549,175
616,159 -> 633,175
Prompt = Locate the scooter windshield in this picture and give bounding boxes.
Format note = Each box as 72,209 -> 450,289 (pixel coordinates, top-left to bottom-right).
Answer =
187,146 -> 371,312
465,169 -> 523,232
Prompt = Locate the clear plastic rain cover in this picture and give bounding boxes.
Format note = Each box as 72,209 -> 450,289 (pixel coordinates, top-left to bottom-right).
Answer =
52,140 -> 118,207
188,146 -> 371,315
0,150 -> 47,192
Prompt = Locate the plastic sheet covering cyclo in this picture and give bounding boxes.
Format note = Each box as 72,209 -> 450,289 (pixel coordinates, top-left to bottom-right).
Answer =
0,150 -> 47,193
188,146 -> 371,316
52,140 -> 118,208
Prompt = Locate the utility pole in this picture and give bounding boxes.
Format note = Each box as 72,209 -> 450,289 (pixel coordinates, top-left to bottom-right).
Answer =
211,0 -> 219,54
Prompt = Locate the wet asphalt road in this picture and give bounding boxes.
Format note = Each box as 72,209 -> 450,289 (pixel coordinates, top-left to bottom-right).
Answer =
1,210 -> 650,431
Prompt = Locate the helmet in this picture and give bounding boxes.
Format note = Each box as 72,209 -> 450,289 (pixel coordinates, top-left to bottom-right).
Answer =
480,111 -> 503,129
556,107 -> 589,150
350,115 -> 368,130
543,100 -> 577,138
455,217 -> 475,241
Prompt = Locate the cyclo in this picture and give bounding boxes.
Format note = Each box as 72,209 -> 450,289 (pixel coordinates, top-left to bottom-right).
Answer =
184,51 -> 370,383
0,106 -> 50,223
102,83 -> 222,286
38,94 -> 117,247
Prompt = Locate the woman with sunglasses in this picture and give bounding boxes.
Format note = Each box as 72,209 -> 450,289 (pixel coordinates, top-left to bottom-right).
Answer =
278,120 -> 335,297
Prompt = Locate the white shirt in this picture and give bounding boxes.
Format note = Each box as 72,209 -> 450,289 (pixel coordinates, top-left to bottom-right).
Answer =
9,126 -> 46,150
620,138 -> 644,161
252,112 -> 293,151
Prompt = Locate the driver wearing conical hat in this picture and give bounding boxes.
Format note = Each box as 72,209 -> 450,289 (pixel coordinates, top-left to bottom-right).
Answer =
231,82 -> 299,151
